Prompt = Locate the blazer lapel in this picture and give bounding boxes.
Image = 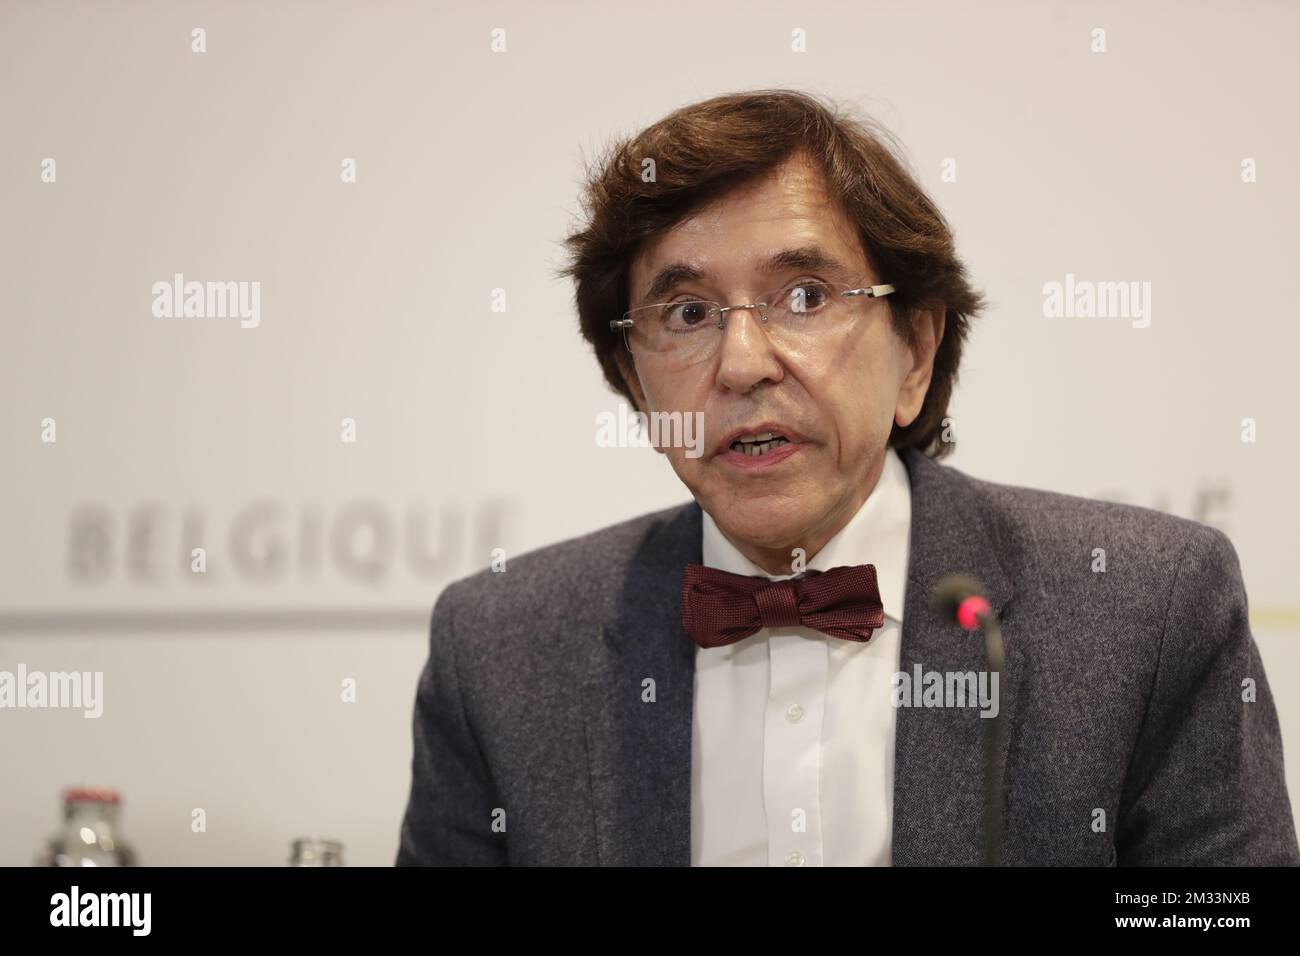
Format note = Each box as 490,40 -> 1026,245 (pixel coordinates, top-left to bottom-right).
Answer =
891,449 -> 1018,865
582,451 -> 1020,866
583,502 -> 701,865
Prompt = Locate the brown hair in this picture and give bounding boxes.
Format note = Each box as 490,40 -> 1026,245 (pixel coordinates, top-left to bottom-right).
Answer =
557,89 -> 985,459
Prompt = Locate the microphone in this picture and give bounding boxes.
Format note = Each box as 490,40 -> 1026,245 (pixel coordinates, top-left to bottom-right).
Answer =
933,574 -> 1005,866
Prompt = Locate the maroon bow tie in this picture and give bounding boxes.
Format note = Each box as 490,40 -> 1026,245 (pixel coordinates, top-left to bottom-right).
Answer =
681,563 -> 885,648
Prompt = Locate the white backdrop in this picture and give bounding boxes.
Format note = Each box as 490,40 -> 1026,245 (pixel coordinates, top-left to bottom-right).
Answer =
1,0 -> 1296,865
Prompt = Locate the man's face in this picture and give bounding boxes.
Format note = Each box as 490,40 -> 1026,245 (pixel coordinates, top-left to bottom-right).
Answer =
622,152 -> 942,570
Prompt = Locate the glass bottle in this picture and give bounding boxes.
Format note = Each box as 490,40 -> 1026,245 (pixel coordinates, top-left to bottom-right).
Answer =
289,837 -> 344,866
38,787 -> 136,867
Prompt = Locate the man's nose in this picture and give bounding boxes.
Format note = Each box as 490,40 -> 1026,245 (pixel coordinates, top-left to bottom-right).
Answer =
714,304 -> 784,394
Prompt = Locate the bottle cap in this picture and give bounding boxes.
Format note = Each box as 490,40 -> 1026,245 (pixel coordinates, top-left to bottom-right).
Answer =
63,787 -> 121,804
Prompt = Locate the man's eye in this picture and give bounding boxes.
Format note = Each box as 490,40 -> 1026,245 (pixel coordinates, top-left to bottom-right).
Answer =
665,301 -> 711,328
787,283 -> 829,312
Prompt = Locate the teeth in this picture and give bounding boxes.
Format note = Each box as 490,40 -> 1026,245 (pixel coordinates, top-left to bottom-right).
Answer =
731,436 -> 791,456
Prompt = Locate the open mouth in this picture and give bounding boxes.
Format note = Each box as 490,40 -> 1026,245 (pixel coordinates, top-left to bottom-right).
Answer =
728,431 -> 792,458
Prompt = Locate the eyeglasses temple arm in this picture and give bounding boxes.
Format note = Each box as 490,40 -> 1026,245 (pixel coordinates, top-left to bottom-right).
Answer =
842,283 -> 896,299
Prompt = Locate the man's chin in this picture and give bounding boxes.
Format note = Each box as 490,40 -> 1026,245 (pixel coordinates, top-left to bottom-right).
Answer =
708,508 -> 820,561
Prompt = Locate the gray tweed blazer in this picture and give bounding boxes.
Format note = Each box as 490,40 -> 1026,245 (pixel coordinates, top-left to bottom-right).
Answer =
397,448 -> 1299,865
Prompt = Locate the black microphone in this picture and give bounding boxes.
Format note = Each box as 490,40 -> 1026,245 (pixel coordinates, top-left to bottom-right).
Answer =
933,574 -> 1005,866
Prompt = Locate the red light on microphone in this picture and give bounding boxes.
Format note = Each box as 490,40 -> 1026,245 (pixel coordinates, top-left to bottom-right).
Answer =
956,595 -> 991,630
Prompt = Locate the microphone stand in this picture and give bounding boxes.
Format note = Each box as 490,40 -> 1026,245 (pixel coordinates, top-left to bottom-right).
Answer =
978,608 -> 1005,867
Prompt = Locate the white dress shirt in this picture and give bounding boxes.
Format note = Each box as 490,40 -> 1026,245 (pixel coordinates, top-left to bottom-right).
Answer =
690,447 -> 911,866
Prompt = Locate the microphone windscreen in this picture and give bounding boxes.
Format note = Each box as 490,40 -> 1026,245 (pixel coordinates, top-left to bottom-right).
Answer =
932,574 -> 986,621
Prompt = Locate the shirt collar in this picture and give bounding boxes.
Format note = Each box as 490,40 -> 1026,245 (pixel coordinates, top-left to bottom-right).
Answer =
700,447 -> 912,624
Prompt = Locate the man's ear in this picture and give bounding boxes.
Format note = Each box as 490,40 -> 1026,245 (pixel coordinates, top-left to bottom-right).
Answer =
614,353 -> 671,457
894,307 -> 946,428
616,352 -> 649,414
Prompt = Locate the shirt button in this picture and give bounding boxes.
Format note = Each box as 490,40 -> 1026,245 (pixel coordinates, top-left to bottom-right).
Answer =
784,850 -> 805,867
785,703 -> 804,723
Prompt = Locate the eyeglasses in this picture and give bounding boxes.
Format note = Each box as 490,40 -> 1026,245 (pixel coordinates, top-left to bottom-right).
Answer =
610,278 -> 896,369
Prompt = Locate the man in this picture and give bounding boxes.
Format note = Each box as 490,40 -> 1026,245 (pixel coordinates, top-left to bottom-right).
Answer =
396,89 -> 1298,866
